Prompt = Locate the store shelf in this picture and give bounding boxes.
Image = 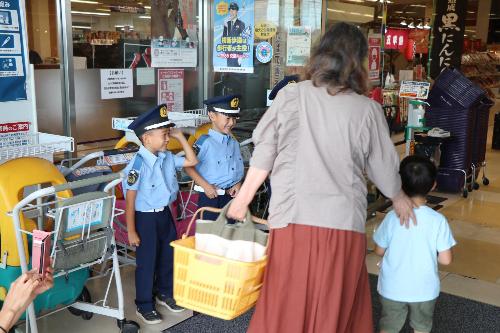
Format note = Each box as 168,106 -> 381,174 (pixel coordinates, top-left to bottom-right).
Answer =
462,52 -> 500,99
0,132 -> 74,162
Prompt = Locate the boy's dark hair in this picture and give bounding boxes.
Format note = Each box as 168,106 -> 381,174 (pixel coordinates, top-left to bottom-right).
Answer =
399,155 -> 437,197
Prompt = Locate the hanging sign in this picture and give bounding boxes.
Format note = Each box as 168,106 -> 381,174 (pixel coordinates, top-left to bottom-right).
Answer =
384,28 -> 408,50
109,6 -> 146,14
399,81 -> 430,99
429,0 -> 467,78
213,0 -> 255,73
286,26 -> 311,66
255,22 -> 277,40
100,69 -> 133,99
0,0 -> 27,102
151,38 -> 198,68
368,34 -> 381,82
157,69 -> 184,113
256,41 -> 272,63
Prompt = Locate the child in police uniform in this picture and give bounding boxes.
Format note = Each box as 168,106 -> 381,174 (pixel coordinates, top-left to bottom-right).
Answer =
123,104 -> 198,324
185,95 -> 244,220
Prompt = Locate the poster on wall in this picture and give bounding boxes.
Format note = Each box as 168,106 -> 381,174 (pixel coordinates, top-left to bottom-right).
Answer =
399,81 -> 431,99
430,0 -> 467,78
100,69 -> 133,99
158,69 -> 184,112
286,26 -> 311,66
0,0 -> 27,102
213,0 -> 255,73
151,38 -> 197,68
368,34 -> 381,83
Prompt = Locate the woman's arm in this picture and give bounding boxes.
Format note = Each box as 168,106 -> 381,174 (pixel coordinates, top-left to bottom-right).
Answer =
227,167 -> 269,220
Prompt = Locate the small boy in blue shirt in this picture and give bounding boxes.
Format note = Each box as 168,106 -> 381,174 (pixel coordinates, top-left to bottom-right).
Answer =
185,95 -> 244,220
123,105 -> 198,325
373,155 -> 456,333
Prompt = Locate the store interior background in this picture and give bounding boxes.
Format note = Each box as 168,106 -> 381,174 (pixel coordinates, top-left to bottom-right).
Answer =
17,0 -> 500,331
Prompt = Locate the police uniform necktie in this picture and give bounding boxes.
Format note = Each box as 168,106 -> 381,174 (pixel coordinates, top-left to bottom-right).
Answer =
228,21 -> 232,34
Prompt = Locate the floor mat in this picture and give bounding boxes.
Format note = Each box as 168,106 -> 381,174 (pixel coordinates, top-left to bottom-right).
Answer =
165,274 -> 500,333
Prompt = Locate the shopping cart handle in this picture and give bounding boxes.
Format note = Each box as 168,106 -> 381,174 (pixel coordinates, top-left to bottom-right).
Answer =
103,147 -> 139,156
54,173 -> 122,192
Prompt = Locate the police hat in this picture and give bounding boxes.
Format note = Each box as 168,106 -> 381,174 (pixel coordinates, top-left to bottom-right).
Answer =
268,75 -> 299,100
204,94 -> 241,117
229,2 -> 239,10
128,104 -> 175,137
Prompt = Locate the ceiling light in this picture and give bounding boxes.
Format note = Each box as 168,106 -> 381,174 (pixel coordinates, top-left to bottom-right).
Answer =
139,15 -> 151,19
410,4 -> 426,8
408,21 -> 415,28
96,8 -> 111,12
424,22 -> 431,29
71,10 -> 110,16
400,18 -> 407,26
71,0 -> 99,4
72,25 -> 91,29
144,6 -> 151,9
416,21 -> 423,29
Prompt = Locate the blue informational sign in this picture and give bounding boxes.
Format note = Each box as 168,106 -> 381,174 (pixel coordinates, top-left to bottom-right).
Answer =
213,0 -> 254,73
0,0 -> 27,102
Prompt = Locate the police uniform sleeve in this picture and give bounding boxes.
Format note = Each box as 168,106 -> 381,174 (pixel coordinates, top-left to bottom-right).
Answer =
193,136 -> 208,163
122,161 -> 140,193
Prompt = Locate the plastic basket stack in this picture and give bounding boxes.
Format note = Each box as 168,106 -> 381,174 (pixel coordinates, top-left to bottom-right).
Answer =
426,68 -> 492,197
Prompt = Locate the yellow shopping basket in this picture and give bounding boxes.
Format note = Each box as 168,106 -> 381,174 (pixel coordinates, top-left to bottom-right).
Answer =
170,207 -> 268,320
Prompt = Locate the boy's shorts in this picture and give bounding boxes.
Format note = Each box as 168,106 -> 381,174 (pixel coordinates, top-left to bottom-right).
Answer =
379,295 -> 437,333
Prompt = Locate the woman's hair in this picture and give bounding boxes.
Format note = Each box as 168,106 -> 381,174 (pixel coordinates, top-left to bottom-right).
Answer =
304,22 -> 369,95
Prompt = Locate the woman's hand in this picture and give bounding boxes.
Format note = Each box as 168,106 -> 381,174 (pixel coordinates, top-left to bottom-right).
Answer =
227,196 -> 248,221
392,190 -> 417,228
34,267 -> 54,296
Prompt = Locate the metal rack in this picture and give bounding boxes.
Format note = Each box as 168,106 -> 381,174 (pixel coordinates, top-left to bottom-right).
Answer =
0,132 -> 74,163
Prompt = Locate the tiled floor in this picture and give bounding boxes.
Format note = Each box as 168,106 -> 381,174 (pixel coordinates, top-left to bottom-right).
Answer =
27,100 -> 500,332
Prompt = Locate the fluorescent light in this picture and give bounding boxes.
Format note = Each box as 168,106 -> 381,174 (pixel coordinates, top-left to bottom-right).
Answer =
467,11 -> 475,14
71,10 -> 110,16
115,25 -> 134,28
139,15 -> 151,19
410,4 -> 426,7
408,21 -> 415,28
400,19 -> 407,26
144,6 -> 151,9
71,0 -> 99,3
72,25 -> 91,29
96,8 -> 111,12
424,24 -> 431,30
395,11 -> 403,13
417,22 -> 423,29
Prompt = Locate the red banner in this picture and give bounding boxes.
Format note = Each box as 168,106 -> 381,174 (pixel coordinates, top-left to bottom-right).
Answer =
385,28 -> 408,50
0,122 -> 30,134
408,29 -> 430,54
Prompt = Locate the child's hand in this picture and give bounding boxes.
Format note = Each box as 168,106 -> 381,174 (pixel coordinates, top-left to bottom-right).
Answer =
169,128 -> 184,140
128,231 -> 141,247
228,183 -> 241,198
204,184 -> 218,199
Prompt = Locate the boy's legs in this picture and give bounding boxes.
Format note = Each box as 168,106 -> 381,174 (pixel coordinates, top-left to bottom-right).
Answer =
134,211 -> 158,313
379,296 -> 408,333
408,299 -> 436,333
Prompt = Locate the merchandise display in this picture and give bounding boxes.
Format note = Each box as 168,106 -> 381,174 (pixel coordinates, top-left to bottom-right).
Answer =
461,52 -> 500,99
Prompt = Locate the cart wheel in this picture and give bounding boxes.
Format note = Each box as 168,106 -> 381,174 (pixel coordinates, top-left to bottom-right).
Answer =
483,178 -> 490,186
473,182 -> 480,190
117,319 -> 140,333
467,184 -> 473,192
68,286 -> 93,320
462,189 -> 468,198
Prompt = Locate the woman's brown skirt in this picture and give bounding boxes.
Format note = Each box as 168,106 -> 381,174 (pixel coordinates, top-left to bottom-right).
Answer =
247,224 -> 373,333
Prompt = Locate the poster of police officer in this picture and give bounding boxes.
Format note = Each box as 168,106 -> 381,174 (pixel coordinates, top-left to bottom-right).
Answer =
213,0 -> 254,73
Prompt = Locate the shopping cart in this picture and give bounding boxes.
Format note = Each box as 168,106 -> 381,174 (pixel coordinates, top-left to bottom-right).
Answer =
8,173 -> 139,333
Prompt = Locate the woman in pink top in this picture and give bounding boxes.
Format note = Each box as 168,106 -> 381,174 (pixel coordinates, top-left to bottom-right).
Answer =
228,22 -> 415,333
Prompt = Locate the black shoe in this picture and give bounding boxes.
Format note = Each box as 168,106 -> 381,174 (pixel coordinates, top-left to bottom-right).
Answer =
136,309 -> 163,324
156,295 -> 186,313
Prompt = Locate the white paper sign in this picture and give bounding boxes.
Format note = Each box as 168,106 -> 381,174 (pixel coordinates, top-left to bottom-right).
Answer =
66,201 -> 104,232
399,81 -> 430,99
0,33 -> 21,54
0,56 -> 23,77
151,38 -> 197,68
286,26 -> 311,66
136,67 -> 155,86
100,68 -> 133,99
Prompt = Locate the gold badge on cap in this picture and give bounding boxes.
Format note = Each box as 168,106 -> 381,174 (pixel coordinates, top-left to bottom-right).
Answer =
160,106 -> 168,118
230,97 -> 239,108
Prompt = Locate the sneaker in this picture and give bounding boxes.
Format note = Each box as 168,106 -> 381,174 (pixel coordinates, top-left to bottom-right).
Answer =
156,295 -> 186,313
136,309 -> 163,325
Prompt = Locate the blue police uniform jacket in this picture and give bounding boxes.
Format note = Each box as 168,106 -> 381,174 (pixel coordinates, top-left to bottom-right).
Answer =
122,146 -> 185,211
194,129 -> 244,189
